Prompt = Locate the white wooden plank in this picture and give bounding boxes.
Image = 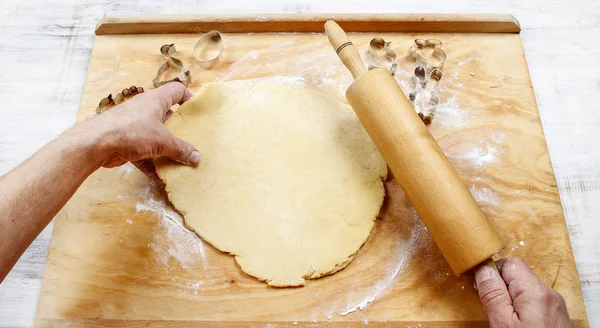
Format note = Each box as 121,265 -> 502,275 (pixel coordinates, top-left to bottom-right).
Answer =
0,0 -> 599,327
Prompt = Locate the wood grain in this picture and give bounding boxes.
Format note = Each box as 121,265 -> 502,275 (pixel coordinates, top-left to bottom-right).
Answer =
33,30 -> 588,327
32,318 -> 593,328
95,14 -> 521,35
2,3 -> 600,328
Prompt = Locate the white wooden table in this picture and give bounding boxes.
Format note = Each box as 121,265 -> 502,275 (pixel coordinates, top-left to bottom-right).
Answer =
0,1 -> 598,327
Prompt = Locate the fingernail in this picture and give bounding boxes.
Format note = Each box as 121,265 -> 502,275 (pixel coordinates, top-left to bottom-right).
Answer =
478,266 -> 493,280
474,266 -> 493,291
473,280 -> 478,291
188,151 -> 201,165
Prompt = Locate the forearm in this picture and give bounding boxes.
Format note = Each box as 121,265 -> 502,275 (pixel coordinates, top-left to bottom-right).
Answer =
0,122 -> 106,282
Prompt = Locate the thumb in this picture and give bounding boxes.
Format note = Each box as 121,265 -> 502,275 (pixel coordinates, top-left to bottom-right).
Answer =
157,130 -> 201,166
474,265 -> 515,326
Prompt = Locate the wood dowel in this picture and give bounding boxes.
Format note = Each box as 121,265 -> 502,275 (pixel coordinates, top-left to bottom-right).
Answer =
481,258 -> 499,273
95,13 -> 521,35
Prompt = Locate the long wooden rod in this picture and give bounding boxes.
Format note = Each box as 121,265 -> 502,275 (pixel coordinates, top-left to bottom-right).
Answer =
95,13 -> 521,35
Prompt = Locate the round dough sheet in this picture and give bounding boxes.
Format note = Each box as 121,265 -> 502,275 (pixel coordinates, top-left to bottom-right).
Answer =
154,80 -> 387,287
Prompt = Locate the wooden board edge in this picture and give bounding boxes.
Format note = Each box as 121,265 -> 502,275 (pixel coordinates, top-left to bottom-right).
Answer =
95,13 -> 521,35
34,319 -> 589,328
513,34 -> 590,324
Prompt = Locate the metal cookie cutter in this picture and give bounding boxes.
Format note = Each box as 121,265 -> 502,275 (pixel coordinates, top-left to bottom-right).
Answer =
193,30 -> 223,66
413,66 -> 443,89
96,86 -> 144,115
407,39 -> 447,71
409,66 -> 441,125
365,37 -> 397,75
152,44 -> 191,88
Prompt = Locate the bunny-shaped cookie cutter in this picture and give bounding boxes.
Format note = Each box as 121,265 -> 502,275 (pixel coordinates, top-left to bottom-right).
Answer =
152,44 -> 191,88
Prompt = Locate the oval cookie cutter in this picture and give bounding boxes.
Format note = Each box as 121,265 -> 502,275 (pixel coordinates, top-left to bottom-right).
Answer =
192,30 -> 223,65
152,44 -> 191,88
365,37 -> 397,75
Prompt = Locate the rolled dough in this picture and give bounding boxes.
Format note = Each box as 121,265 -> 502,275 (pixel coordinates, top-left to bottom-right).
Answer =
154,80 -> 387,287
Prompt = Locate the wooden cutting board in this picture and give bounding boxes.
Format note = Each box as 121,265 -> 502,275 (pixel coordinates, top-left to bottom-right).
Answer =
34,14 -> 589,327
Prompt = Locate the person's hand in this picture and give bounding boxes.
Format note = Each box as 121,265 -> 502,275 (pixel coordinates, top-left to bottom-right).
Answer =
77,83 -> 200,182
474,257 -> 571,328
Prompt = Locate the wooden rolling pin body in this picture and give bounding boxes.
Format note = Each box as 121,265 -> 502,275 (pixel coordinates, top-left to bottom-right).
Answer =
325,21 -> 504,275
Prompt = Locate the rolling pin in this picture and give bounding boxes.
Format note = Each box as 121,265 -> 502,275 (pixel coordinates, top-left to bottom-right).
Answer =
324,20 -> 504,275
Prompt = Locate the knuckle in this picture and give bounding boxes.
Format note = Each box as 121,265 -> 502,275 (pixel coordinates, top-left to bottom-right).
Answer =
479,286 -> 506,306
557,292 -> 567,307
163,82 -> 184,96
549,290 -> 566,308
539,288 -> 561,308
175,145 -> 187,159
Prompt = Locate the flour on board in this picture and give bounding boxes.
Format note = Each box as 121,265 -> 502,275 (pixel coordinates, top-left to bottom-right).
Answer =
218,41 -> 352,97
434,96 -> 473,128
469,185 -> 501,206
135,196 -> 207,272
118,162 -> 135,177
338,214 -> 425,316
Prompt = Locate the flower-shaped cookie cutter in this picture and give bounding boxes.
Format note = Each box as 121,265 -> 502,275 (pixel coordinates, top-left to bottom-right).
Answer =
95,86 -> 144,115
365,37 -> 397,75
409,66 -> 442,125
192,30 -> 223,65
407,38 -> 447,72
152,44 -> 191,88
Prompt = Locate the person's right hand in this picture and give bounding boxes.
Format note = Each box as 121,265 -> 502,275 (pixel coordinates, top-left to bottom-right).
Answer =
474,257 -> 571,328
75,83 -> 200,183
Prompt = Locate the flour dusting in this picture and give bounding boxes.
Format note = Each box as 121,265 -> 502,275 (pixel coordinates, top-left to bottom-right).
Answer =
491,131 -> 506,144
218,41 -> 352,99
219,50 -> 262,81
457,57 -> 473,66
455,142 -> 502,168
469,185 -> 501,206
270,40 -> 298,48
256,75 -> 306,87
435,96 -> 472,127
136,197 -> 207,272
118,162 -> 135,177
338,215 -> 424,316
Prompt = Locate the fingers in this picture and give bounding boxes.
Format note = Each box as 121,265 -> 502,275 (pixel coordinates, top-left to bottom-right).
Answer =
498,257 -> 571,325
474,264 -> 516,326
151,83 -> 194,112
496,257 -> 545,301
156,129 -> 201,166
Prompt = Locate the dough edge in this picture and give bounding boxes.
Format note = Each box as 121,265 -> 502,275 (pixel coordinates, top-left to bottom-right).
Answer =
156,80 -> 388,287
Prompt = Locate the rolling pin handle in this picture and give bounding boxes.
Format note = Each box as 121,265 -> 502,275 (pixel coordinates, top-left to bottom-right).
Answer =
481,258 -> 499,273
324,20 -> 367,80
